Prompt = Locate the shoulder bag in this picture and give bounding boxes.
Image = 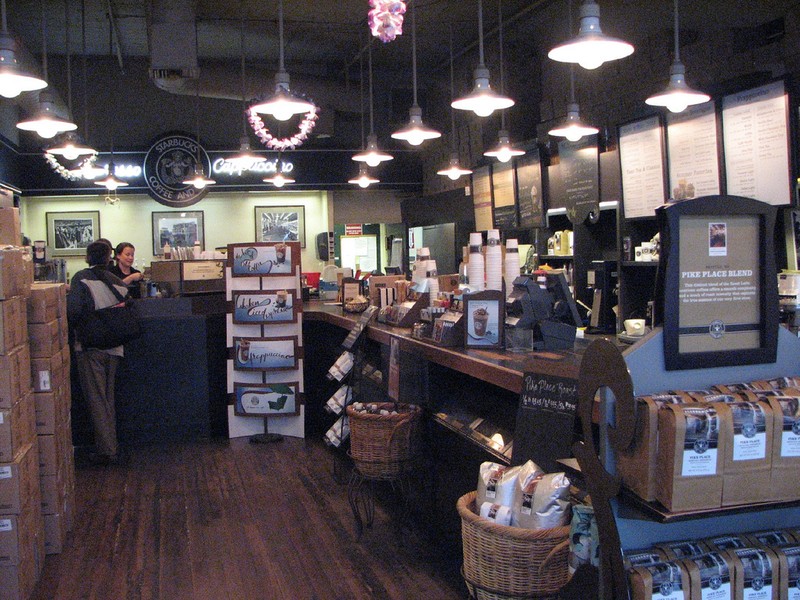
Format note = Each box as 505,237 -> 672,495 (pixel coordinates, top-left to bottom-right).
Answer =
77,274 -> 142,349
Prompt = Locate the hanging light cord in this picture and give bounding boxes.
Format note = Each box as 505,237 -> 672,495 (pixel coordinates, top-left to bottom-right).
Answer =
498,0 -> 505,129
410,0 -> 418,107
673,0 -> 680,63
368,39 -> 375,135
477,0 -> 485,67
82,0 -> 89,141
448,25 -> 457,153
358,38 -> 365,149
278,0 -> 285,72
65,0 -> 71,117
41,0 -> 48,81
1,0 -> 7,33
240,2 -> 247,137
568,0 -> 576,104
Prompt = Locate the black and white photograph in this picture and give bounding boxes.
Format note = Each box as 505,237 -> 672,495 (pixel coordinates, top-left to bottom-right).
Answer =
151,211 -> 204,255
255,206 -> 305,247
46,211 -> 100,256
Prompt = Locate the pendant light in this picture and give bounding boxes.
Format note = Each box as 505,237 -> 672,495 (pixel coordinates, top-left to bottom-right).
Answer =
47,0 -> 96,160
263,161 -> 295,187
349,163 -> 379,188
548,65 -> 598,141
437,26 -> 471,180
16,0 -> 77,139
94,13 -> 126,191
183,89 -> 216,189
645,0 -> 709,113
250,0 -> 315,121
483,0 -> 523,163
451,0 -> 514,118
391,0 -> 440,146
548,0 -> 633,70
230,3 -> 266,166
0,0 -> 47,99
353,39 -> 393,167
349,41 -> 378,187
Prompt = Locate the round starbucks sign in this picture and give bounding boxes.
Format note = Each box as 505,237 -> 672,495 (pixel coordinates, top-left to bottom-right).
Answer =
143,132 -> 211,207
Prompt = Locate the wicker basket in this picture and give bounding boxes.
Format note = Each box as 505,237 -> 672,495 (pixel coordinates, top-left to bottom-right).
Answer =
346,402 -> 421,479
457,491 -> 570,600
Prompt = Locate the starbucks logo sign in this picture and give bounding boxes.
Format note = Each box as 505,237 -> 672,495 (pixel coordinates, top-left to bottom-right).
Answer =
143,132 -> 210,207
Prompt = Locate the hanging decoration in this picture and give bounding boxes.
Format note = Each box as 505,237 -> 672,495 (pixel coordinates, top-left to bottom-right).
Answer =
368,0 -> 406,43
248,101 -> 318,152
44,152 -> 101,182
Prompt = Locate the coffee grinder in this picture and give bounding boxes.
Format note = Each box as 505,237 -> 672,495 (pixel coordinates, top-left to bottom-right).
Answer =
585,260 -> 618,334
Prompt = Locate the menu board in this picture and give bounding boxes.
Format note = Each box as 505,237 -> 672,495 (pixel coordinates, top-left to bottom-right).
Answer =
666,101 -> 720,200
491,162 -> 517,229
472,166 -> 493,232
619,115 -> 666,218
515,150 -> 544,228
558,137 -> 599,224
722,80 -> 791,205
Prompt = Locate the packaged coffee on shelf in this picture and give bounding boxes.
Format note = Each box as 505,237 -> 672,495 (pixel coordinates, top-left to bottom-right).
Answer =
616,392 -> 700,502
476,460 -> 541,508
478,502 -> 512,526
656,404 -> 727,512
744,529 -> 797,548
510,471 -> 570,530
761,392 -> 800,502
704,534 -> 752,553
624,547 -> 668,570
681,551 -> 734,600
629,560 -> 690,600
724,547 -> 779,600
773,542 -> 800,600
656,539 -> 711,561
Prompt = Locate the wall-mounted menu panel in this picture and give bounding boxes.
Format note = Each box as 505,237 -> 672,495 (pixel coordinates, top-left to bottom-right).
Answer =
722,79 -> 791,206
491,162 -> 517,229
515,151 -> 545,228
472,166 -> 493,232
666,101 -> 721,200
619,116 -> 666,219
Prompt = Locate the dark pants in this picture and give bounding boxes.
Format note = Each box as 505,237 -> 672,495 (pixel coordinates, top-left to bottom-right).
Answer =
76,349 -> 121,457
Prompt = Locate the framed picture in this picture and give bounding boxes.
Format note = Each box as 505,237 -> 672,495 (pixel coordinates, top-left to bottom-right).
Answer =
234,381 -> 301,417
46,211 -> 100,257
232,290 -> 299,325
232,336 -> 299,371
228,242 -> 300,277
463,290 -> 505,349
255,205 -> 305,248
152,211 -> 204,255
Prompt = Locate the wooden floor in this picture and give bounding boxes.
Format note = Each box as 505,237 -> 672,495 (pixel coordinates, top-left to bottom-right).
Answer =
31,437 -> 468,600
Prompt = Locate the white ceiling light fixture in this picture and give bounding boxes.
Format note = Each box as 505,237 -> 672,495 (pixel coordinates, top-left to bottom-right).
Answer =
250,0 -> 316,121
263,171 -> 295,188
0,0 -> 47,99
437,26 -> 471,181
16,0 -> 77,139
548,0 -> 634,70
94,158 -> 127,191
348,163 -> 379,188
353,40 -> 393,167
645,0 -> 709,113
391,0 -> 440,146
483,0 -> 523,164
183,92 -> 216,189
548,68 -> 599,141
451,0 -> 514,118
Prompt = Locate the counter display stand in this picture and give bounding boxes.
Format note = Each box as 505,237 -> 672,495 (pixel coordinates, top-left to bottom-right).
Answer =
574,329 -> 800,599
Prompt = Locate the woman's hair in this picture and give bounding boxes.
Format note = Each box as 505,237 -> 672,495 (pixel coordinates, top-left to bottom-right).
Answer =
114,242 -> 135,257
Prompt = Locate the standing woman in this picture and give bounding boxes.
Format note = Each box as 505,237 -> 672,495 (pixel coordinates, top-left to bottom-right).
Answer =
109,242 -> 143,299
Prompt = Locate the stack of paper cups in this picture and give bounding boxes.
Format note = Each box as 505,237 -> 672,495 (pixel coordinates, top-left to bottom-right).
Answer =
504,238 -> 520,294
426,260 -> 439,306
485,229 -> 503,291
412,247 -> 430,286
467,233 -> 485,292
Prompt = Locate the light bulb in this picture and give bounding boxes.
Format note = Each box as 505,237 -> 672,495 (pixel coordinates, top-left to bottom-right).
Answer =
447,171 -> 461,181
358,179 -> 370,189
193,180 -> 207,190
273,177 -> 285,188
578,56 -> 604,70
62,146 -> 80,160
566,129 -> 582,142
105,180 -> 119,191
272,106 -> 294,121
474,104 -> 495,118
37,124 -> 61,139
667,100 -> 688,113
406,132 -> 425,146
365,155 -> 381,168
0,83 -> 22,99
496,148 -> 513,163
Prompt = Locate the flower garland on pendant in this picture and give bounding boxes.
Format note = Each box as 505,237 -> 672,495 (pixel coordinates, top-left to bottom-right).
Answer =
44,152 -> 100,182
248,104 -> 319,152
368,0 -> 406,43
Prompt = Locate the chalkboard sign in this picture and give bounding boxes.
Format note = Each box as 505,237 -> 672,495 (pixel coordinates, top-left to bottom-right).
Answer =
516,151 -> 545,228
511,372 -> 578,471
558,137 -> 599,225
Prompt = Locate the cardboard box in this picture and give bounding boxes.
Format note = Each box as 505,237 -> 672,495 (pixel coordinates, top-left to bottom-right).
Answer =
0,344 -> 31,409
0,297 -> 27,355
0,250 -> 27,302
681,551 -> 734,600
33,390 -> 70,436
37,433 -> 67,478
27,320 -> 60,359
26,284 -> 62,324
0,393 -> 35,463
0,496 -> 43,600
0,444 -> 39,515
616,393 -> 697,502
0,208 -> 20,248
655,404 -> 727,512
437,273 -> 460,293
774,542 -> 800,600
30,351 -> 63,394
43,512 -> 67,555
39,472 -> 65,516
368,276 -> 404,308
0,498 -> 42,566
725,547 -> 779,600
629,560 -> 691,600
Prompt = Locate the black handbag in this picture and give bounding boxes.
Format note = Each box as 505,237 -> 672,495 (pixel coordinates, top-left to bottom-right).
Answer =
77,275 -> 142,349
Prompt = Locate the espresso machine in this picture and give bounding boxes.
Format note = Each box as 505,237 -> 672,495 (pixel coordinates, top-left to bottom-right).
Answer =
585,260 -> 618,334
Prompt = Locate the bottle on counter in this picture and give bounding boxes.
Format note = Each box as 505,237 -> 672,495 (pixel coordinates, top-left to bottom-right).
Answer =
163,241 -> 171,260
193,240 -> 201,259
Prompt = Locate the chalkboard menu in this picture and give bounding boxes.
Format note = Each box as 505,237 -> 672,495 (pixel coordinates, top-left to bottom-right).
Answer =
515,151 -> 545,228
492,162 -> 518,229
558,137 -> 599,224
511,372 -> 578,471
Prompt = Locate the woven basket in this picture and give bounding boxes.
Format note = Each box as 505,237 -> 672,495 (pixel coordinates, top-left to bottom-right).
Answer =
457,491 -> 570,600
346,402 -> 422,479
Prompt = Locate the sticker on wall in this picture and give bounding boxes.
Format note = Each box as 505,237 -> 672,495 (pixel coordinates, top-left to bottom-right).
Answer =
232,336 -> 299,371
228,241 -> 300,277
234,381 -> 301,417
232,290 -> 299,324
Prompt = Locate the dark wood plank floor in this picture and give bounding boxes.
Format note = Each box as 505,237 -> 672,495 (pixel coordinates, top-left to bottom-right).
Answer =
31,437 -> 468,600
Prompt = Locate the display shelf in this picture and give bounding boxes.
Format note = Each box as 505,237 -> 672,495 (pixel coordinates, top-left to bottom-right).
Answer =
430,412 -> 512,465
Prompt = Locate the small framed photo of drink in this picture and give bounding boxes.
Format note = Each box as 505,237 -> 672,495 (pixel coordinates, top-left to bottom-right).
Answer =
233,381 -> 301,417
228,241 -> 300,277
232,290 -> 299,325
463,290 -> 505,349
233,336 -> 299,371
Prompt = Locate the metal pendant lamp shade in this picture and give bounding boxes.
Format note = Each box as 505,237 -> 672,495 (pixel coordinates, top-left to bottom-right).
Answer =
250,0 -> 315,121
548,101 -> 598,141
349,163 -> 380,188
0,0 -> 47,98
94,159 -> 128,191
645,0 -> 709,113
352,40 -> 392,166
451,0 -> 514,117
437,26 -> 471,180
263,171 -> 295,187
548,0 -> 634,70
47,131 -> 96,160
437,153 -> 473,180
391,0 -> 440,146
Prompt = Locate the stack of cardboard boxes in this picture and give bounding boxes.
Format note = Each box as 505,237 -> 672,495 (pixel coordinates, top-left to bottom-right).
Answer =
0,205 -> 44,600
27,283 -> 75,555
